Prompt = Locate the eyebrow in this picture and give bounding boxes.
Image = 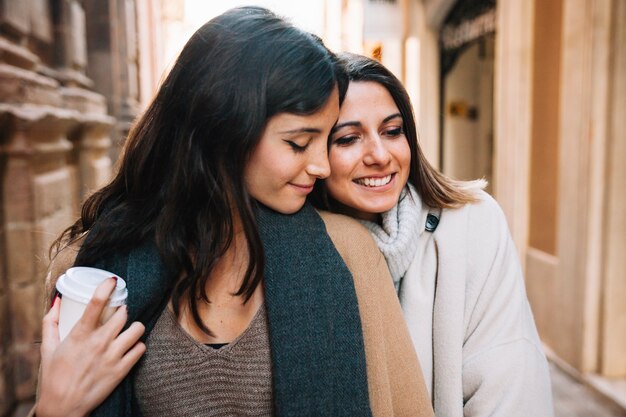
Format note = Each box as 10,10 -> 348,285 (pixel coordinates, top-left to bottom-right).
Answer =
331,113 -> 403,134
383,113 -> 403,123
278,127 -> 322,135
331,121 -> 360,133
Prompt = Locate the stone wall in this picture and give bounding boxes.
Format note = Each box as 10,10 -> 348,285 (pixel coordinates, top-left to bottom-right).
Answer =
0,0 -> 142,414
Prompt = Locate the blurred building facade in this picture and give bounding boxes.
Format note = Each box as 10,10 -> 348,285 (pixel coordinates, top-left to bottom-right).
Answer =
0,0 -> 163,414
325,0 -> 625,399
0,0 -> 623,414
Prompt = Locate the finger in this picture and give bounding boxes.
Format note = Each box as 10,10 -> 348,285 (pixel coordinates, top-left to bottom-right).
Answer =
99,305 -> 128,341
118,341 -> 146,372
41,296 -> 61,360
48,294 -> 61,319
111,321 -> 145,357
78,278 -> 117,330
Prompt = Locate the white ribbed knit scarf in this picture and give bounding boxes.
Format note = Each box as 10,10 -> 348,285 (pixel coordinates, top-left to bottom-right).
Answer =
360,184 -> 426,290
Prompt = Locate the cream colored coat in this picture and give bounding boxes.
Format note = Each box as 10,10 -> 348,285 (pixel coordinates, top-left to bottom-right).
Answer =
399,191 -> 554,416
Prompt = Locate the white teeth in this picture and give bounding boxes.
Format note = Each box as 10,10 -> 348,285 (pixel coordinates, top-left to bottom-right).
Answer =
355,175 -> 392,187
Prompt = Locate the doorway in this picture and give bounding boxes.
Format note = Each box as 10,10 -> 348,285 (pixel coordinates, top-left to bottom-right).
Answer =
439,1 -> 496,192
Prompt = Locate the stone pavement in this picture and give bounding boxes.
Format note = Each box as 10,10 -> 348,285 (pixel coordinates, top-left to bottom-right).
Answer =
551,361 -> 626,417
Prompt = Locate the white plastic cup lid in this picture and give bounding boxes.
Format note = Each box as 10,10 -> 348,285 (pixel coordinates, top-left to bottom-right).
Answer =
56,267 -> 128,306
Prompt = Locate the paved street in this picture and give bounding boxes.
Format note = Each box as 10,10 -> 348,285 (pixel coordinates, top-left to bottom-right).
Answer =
551,362 -> 626,417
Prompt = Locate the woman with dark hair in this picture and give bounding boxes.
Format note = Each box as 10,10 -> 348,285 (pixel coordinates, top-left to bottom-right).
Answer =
33,10 -> 433,417
311,52 -> 554,416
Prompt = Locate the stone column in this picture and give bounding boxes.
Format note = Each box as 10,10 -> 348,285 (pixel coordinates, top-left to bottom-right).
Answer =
555,0 -> 616,373
0,0 -> 60,409
84,0 -> 141,156
0,0 -> 116,411
402,0 -> 442,167
1,106 -> 77,400
0,101 -> 113,409
136,0 -> 164,108
492,0 -> 535,263
61,86 -> 115,200
599,0 -> 626,377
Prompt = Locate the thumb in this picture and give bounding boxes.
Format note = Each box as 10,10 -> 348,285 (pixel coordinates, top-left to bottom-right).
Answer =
40,295 -> 61,361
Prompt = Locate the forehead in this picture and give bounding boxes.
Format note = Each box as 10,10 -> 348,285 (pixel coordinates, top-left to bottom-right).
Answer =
339,81 -> 398,120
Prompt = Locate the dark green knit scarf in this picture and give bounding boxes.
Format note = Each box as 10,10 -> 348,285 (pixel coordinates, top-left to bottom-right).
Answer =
76,203 -> 372,417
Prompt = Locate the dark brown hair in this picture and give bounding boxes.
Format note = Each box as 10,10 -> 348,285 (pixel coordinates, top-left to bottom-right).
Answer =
51,7 -> 345,334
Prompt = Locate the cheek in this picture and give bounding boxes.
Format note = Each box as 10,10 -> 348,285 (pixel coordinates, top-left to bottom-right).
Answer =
328,148 -> 360,184
395,140 -> 412,174
249,155 -> 306,197
244,149 -> 276,197
249,149 -> 283,181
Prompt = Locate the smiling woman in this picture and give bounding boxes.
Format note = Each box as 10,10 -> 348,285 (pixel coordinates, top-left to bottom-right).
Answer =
311,52 -> 555,417
245,88 -> 338,214
325,81 -> 410,221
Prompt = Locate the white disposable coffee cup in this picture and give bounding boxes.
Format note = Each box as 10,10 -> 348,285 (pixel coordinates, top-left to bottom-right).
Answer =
55,267 -> 128,341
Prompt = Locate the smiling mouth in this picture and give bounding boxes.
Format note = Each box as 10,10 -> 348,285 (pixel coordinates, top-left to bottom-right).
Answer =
291,183 -> 315,189
289,183 -> 315,193
353,174 -> 393,187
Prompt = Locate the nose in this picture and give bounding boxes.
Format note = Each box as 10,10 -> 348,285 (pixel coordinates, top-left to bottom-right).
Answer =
363,135 -> 392,166
306,145 -> 331,179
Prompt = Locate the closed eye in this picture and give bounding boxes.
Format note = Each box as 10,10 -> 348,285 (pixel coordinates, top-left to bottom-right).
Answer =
333,135 -> 359,146
383,127 -> 404,137
285,140 -> 309,153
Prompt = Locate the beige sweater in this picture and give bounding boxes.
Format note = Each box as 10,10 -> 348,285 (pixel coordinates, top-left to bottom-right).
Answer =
135,304 -> 273,416
36,212 -> 433,417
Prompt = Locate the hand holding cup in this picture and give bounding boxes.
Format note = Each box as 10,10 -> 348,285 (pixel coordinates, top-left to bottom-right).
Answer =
35,277 -> 146,417
55,267 -> 129,340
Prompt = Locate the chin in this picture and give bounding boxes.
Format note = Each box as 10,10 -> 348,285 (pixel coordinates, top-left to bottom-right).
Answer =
277,207 -> 302,215
266,202 -> 305,215
359,201 -> 397,215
